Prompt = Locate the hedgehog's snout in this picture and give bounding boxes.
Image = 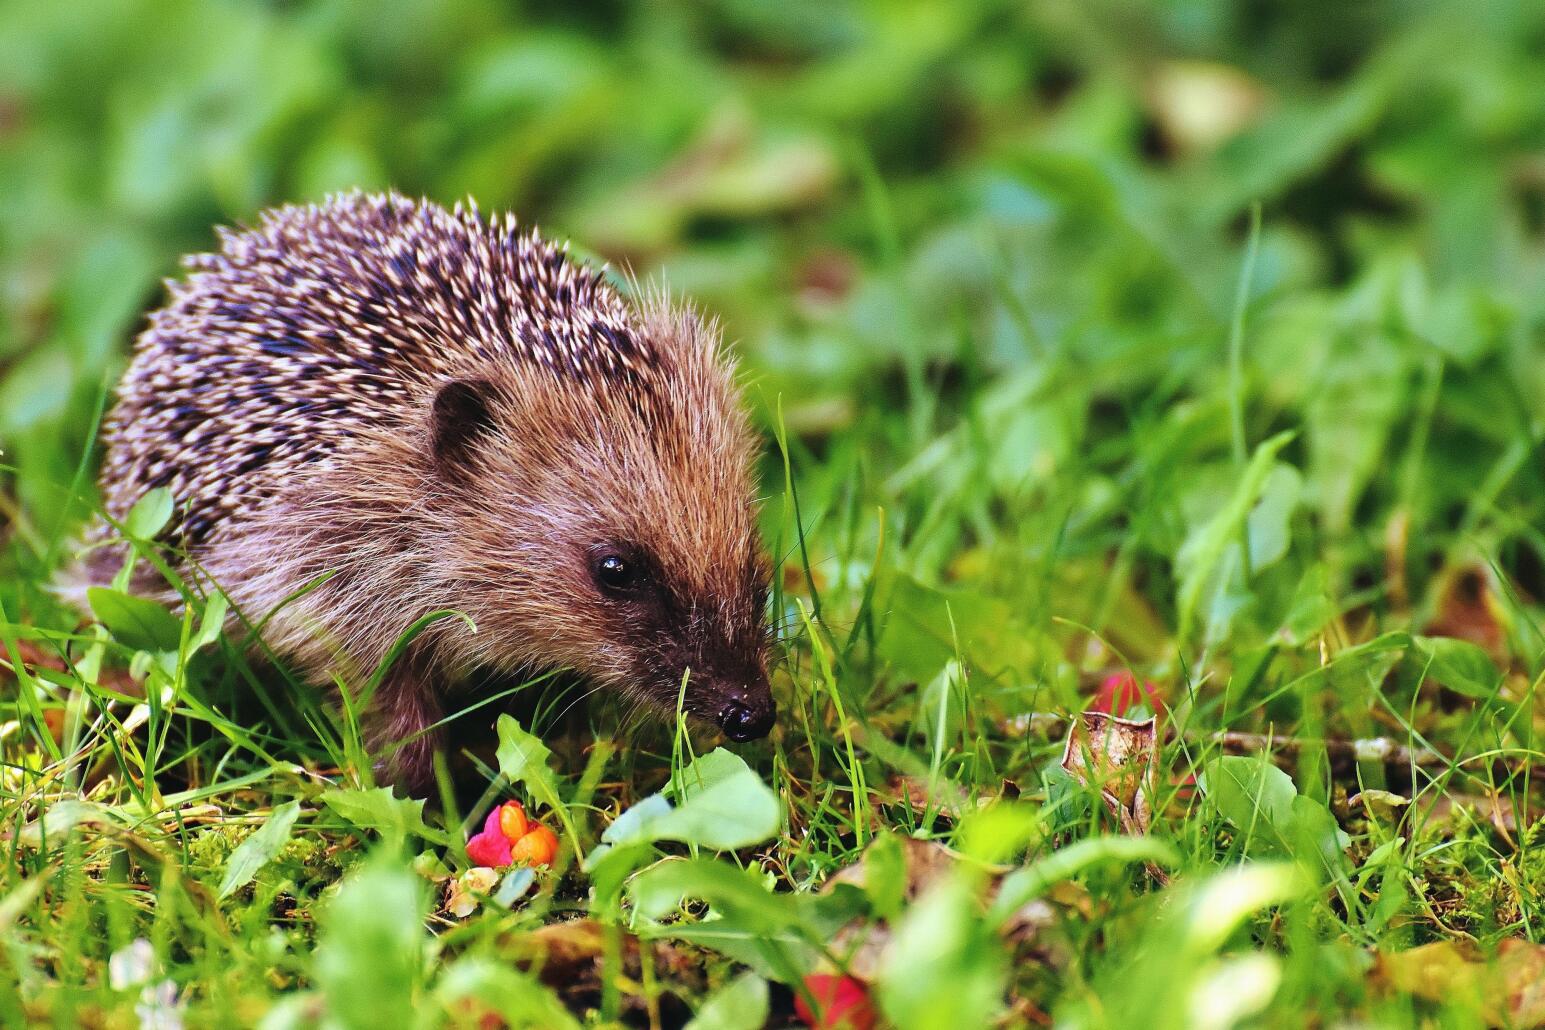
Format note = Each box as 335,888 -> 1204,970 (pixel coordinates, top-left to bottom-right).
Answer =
716,700 -> 775,741
712,683 -> 776,742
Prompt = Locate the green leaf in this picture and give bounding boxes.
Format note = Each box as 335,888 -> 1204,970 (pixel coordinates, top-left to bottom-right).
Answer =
1289,794 -> 1353,879
1245,463 -> 1303,570
1201,755 -> 1297,853
584,841 -> 657,918
856,831 -> 908,920
191,591 -> 229,651
987,835 -> 1178,925
495,714 -> 581,858
218,800 -> 302,900
651,922 -> 817,983
599,795 -> 673,848
956,801 -> 1042,865
870,570 -> 1040,683
661,746 -> 753,800
1201,756 -> 1349,877
17,800 -> 113,847
314,858 -> 427,1030
493,867 -> 536,909
685,971 -> 770,1030
1176,862 -> 1305,954
87,587 -> 182,653
1175,431 -> 1296,642
629,857 -> 858,985
1413,635 -> 1502,699
1092,862 -> 1305,1027
1277,566 -> 1337,645
320,788 -> 438,846
914,658 -> 966,754
433,957 -> 580,1030
879,873 -> 1006,1030
605,748 -> 781,852
123,487 -> 174,540
631,857 -> 796,929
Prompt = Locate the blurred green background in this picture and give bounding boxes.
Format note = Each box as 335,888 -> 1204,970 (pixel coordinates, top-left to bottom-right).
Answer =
2,0 -> 1544,649
6,3 -> 1545,1023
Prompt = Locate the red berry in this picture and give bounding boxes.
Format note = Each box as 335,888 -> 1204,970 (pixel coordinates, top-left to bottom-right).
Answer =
465,808 -> 513,867
1090,672 -> 1164,718
510,823 -> 559,868
794,974 -> 874,1030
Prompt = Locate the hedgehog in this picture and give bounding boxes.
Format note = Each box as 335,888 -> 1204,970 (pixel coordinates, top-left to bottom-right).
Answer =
71,190 -> 776,792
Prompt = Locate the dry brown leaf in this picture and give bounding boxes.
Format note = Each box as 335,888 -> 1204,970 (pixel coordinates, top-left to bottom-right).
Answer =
1419,791 -> 1532,841
1375,939 -> 1545,1026
825,834 -> 960,903
824,836 -> 961,980
1060,712 -> 1158,835
1427,563 -> 1509,661
505,919 -> 704,1021
882,774 -> 972,821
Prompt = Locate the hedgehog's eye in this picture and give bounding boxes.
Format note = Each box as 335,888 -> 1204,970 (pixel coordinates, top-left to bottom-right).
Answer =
593,553 -> 639,596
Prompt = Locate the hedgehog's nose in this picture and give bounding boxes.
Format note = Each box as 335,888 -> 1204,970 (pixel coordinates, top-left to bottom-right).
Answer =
718,698 -> 775,742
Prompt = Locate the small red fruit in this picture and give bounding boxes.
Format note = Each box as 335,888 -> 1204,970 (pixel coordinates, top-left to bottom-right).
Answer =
509,822 -> 559,867
465,800 -> 560,870
794,974 -> 874,1030
466,807 -> 513,868
1090,672 -> 1165,718
497,800 -> 529,842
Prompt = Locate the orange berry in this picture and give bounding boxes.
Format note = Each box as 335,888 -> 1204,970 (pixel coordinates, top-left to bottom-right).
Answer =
497,801 -> 529,842
510,823 -> 559,867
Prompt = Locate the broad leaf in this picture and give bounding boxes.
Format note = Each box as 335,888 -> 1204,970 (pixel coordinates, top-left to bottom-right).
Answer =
879,874 -> 1007,1030
1175,431 -> 1296,642
88,587 -> 182,653
191,591 -> 229,651
320,788 -> 437,845
684,971 -> 770,1030
124,487 -> 175,540
1413,635 -> 1502,699
495,714 -> 580,857
1201,755 -> 1297,850
218,800 -> 302,900
605,748 -> 781,852
433,957 -> 580,1030
631,857 -> 798,929
314,859 -> 427,1030
1201,756 -> 1349,877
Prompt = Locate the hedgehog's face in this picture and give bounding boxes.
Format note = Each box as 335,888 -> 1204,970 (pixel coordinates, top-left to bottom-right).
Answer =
573,537 -> 774,741
428,318 -> 775,743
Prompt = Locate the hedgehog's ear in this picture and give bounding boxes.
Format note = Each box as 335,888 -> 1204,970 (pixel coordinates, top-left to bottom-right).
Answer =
430,378 -> 498,475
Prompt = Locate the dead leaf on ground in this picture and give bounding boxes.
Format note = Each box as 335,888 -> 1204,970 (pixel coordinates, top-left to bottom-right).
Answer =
503,918 -> 706,1022
1418,791 -> 1532,845
1375,939 -> 1545,1026
1061,712 -> 1158,836
1427,563 -> 1510,661
882,774 -> 972,822
826,834 -> 960,903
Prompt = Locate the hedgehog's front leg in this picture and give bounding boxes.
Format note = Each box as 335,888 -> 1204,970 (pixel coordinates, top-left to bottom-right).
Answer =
367,651 -> 445,795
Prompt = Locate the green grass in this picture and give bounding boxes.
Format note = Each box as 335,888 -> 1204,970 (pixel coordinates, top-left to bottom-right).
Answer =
5,0 -> 1545,1026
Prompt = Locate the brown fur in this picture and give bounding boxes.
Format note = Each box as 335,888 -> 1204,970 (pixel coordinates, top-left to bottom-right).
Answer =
70,192 -> 773,791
